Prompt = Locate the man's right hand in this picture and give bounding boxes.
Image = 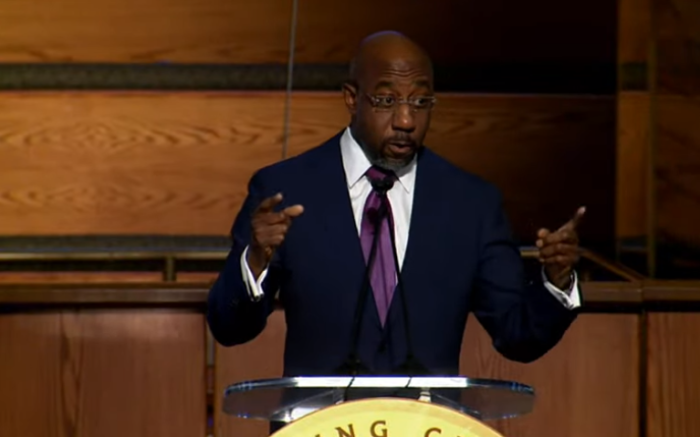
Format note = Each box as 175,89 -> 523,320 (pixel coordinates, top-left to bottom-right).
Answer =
247,193 -> 304,279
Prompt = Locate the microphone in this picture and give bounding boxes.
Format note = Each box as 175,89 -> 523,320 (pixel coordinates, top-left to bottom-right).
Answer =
372,177 -> 429,375
336,174 -> 429,378
335,178 -> 388,376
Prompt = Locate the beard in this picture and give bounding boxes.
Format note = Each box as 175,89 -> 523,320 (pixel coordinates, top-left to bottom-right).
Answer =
359,138 -> 417,172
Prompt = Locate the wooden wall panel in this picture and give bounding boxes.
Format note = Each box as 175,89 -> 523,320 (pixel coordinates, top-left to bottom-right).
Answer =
0,310 -> 206,437
656,96 -> 700,247
653,0 -> 700,254
288,93 -> 616,251
647,313 -> 700,437
0,92 -> 285,235
461,314 -> 640,437
214,310 -> 285,437
617,92 -> 651,239
654,0 -> 700,95
294,0 -> 614,64
618,0 -> 651,65
0,0 -> 290,63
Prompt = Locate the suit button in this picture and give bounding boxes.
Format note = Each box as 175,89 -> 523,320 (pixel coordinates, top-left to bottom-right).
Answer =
378,340 -> 386,352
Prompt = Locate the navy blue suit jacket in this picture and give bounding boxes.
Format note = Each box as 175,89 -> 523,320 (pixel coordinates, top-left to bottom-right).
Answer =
207,132 -> 579,377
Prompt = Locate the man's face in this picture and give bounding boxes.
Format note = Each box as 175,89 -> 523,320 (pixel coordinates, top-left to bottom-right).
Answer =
344,56 -> 434,172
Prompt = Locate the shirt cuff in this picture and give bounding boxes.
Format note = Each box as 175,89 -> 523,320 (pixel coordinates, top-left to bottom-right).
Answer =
541,268 -> 582,310
240,246 -> 269,302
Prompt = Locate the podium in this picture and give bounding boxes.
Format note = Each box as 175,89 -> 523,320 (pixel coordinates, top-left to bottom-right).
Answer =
223,376 -> 534,437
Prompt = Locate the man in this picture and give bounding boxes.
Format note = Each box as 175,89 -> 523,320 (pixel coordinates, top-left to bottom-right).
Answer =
208,31 -> 583,381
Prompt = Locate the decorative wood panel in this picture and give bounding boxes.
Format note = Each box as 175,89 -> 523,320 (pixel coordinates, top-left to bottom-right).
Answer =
0,0 -> 290,63
0,310 -> 206,437
617,92 -> 651,239
214,310 -> 286,437
619,0 -> 652,65
656,96 -> 700,247
654,0 -> 700,94
0,92 -> 285,235
461,314 -> 640,437
288,92 -> 616,252
647,313 -> 700,437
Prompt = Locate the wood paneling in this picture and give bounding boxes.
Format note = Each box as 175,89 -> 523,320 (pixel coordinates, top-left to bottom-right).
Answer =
647,313 -> 700,437
0,310 -> 206,437
654,0 -> 700,94
0,92 -> 615,247
294,0 -> 614,64
288,93 -> 616,251
0,0 -> 290,63
461,314 -> 640,437
619,0 -> 651,65
656,96 -> 700,247
214,310 -> 285,437
0,92 -> 285,235
617,92 -> 651,239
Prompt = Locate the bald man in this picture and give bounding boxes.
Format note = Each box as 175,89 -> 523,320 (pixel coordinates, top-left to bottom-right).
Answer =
208,29 -> 582,396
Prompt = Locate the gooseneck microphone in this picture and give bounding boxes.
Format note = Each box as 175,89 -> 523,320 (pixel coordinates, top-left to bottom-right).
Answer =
336,174 -> 428,378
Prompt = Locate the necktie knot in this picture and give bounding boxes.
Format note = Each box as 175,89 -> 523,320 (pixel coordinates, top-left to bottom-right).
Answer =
366,166 -> 396,194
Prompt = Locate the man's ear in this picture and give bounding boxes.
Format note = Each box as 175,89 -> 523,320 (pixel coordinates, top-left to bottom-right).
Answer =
342,82 -> 358,115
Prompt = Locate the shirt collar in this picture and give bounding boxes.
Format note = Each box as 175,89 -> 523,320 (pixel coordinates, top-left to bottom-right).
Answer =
339,127 -> 416,193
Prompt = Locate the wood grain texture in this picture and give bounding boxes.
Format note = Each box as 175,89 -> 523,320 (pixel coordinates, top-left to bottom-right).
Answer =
0,0 -> 290,63
619,0 -> 651,64
288,92 -> 616,251
461,314 -> 640,437
617,92 -> 651,239
654,0 -> 700,94
0,310 -> 206,437
0,92 -> 285,235
0,281 -> 646,305
656,96 -> 700,246
294,0 -> 614,64
214,310 -> 286,437
647,313 -> 700,437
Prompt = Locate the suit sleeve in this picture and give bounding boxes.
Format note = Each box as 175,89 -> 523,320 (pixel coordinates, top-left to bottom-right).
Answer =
206,171 -> 283,346
470,188 -> 580,363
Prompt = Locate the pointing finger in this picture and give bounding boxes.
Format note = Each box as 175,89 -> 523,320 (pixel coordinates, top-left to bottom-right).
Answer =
536,228 -> 550,248
256,193 -> 284,213
283,204 -> 305,218
559,206 -> 586,232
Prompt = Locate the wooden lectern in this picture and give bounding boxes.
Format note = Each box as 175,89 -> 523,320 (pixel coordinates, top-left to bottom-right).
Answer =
223,376 -> 534,436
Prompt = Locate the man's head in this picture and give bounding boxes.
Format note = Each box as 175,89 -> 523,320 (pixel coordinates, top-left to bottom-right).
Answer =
343,31 -> 435,172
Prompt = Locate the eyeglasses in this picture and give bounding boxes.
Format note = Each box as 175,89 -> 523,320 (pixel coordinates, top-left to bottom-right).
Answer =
365,94 -> 437,112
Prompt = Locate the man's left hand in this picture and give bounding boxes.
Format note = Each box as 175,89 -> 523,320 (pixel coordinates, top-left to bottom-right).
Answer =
535,206 -> 586,291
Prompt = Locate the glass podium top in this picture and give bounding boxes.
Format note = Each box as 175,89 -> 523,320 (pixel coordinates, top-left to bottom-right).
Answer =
223,376 -> 535,423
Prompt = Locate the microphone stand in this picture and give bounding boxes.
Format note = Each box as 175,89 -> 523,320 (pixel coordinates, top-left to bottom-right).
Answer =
380,190 -> 430,376
336,177 -> 429,377
334,184 -> 388,377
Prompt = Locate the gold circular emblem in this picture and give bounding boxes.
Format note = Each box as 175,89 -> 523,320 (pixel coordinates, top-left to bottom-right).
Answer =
271,398 -> 504,437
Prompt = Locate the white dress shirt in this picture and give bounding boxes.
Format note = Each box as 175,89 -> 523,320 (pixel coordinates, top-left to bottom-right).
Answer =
240,127 -> 581,309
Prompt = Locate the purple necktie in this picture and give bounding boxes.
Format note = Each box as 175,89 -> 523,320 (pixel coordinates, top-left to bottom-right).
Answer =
360,166 -> 397,326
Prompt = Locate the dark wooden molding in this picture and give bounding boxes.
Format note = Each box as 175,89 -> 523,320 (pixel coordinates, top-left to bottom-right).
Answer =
0,62 -> 615,94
